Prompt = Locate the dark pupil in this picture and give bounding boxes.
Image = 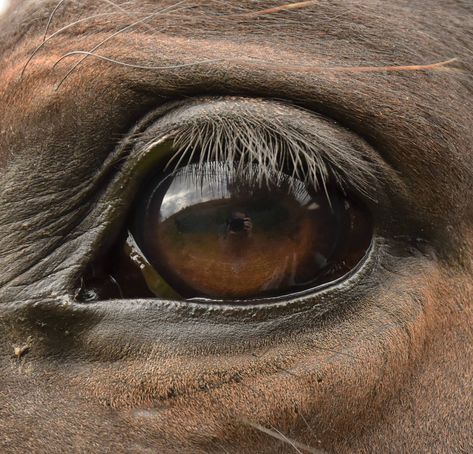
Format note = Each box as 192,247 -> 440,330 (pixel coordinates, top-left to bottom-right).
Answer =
129,162 -> 372,300
227,212 -> 250,234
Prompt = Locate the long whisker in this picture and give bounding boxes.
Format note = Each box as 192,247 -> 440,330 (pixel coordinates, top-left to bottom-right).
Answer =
43,0 -> 68,42
24,0 -> 165,78
241,418 -> 325,454
238,0 -> 318,18
54,51 -> 229,70
54,0 -> 188,90
53,51 -> 459,77
100,0 -> 158,34
246,57 -> 460,74
298,411 -> 317,441
22,11 -> 120,78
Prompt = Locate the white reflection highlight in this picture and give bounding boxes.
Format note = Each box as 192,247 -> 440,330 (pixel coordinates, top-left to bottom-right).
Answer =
158,163 -> 312,221
160,165 -> 232,221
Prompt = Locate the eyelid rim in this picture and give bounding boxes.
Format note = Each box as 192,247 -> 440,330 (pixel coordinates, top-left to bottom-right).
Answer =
164,235 -> 379,309
127,97 -> 386,203
66,96 -> 398,311
73,233 -> 381,316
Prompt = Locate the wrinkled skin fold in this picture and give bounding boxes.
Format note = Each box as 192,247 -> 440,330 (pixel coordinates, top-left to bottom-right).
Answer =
0,1 -> 472,452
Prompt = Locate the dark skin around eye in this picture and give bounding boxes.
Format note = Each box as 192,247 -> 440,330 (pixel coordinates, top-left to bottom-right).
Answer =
0,1 -> 472,453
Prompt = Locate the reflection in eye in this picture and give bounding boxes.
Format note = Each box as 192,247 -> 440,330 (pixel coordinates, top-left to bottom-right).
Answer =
78,159 -> 372,302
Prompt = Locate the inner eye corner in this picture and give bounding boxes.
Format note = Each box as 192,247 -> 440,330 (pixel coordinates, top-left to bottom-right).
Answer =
75,135 -> 374,306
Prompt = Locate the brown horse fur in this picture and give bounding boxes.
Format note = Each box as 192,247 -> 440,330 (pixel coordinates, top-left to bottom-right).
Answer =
0,1 -> 472,452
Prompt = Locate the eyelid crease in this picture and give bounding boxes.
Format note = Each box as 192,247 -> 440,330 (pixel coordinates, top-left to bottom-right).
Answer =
137,98 -> 382,200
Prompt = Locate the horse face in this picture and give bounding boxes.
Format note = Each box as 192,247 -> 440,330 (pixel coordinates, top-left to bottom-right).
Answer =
0,1 -> 472,452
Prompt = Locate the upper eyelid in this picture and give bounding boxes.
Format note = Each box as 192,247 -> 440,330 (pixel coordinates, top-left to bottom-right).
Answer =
123,97 -> 387,201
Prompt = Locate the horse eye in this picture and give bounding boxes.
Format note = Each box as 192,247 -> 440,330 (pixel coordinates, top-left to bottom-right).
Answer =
78,158 -> 372,303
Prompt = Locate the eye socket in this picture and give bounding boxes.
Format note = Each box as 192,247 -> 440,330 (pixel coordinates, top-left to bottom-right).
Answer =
78,159 -> 372,303
76,97 -> 381,305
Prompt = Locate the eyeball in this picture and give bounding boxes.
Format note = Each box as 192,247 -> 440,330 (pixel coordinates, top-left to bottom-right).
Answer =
78,161 -> 372,302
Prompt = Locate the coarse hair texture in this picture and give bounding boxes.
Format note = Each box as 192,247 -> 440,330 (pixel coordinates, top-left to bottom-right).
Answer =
1,0 -> 469,82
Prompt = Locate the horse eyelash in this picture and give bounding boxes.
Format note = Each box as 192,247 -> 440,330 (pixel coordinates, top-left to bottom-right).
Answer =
141,111 -> 380,200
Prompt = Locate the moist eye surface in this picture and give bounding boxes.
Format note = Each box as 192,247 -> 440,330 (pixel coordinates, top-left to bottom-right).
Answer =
78,160 -> 372,302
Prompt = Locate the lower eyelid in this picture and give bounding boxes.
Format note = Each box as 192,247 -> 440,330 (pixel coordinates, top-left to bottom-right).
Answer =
72,233 -> 381,322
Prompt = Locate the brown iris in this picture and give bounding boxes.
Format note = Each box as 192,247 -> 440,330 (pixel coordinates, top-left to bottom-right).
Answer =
77,162 -> 372,302
128,162 -> 371,300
